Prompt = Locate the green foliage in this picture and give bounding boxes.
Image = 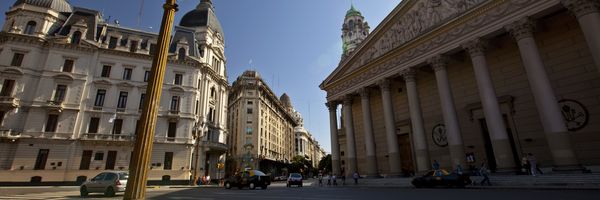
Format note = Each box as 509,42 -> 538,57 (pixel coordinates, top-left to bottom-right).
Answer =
318,154 -> 332,173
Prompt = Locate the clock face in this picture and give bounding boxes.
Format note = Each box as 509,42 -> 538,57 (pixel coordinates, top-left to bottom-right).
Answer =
559,99 -> 589,132
432,124 -> 448,147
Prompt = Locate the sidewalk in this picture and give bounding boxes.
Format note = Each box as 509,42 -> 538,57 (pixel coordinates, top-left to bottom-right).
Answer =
311,174 -> 600,190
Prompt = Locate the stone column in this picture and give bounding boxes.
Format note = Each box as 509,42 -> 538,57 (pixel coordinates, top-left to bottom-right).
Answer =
505,18 -> 580,169
429,55 -> 466,169
378,79 -> 402,176
463,39 -> 516,171
358,88 -> 379,177
342,95 -> 358,177
326,102 -> 341,176
400,69 -> 430,172
562,0 -> 600,72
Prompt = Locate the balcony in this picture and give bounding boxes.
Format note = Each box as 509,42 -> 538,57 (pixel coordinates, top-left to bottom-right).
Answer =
166,110 -> 180,119
80,133 -> 134,141
155,137 -> 192,144
0,96 -> 19,109
116,107 -> 126,113
201,140 -> 228,153
44,100 -> 64,112
0,129 -> 21,139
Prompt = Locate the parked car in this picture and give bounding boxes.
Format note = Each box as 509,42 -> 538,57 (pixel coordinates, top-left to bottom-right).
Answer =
411,169 -> 472,188
224,170 -> 271,190
80,171 -> 128,197
287,173 -> 303,187
273,175 -> 287,181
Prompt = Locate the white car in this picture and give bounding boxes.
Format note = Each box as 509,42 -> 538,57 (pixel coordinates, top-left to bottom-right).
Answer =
80,171 -> 128,197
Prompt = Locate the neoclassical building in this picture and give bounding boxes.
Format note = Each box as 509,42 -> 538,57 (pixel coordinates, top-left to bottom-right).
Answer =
0,0 -> 228,185
227,70 -> 297,175
321,0 -> 600,178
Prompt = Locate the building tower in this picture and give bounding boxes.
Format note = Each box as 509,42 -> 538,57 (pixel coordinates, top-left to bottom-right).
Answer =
341,4 -> 369,57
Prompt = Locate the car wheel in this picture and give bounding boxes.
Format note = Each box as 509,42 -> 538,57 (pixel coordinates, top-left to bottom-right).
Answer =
80,186 -> 89,197
249,182 -> 256,190
104,187 -> 115,197
224,182 -> 231,189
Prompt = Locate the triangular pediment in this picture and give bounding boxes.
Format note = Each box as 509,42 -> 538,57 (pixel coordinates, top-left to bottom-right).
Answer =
322,0 -> 487,90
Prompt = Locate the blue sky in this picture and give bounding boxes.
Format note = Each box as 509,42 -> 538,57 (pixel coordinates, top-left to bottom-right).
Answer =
0,0 -> 401,153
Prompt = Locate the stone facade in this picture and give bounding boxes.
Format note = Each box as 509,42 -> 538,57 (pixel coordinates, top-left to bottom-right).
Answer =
322,0 -> 600,177
0,0 -> 228,185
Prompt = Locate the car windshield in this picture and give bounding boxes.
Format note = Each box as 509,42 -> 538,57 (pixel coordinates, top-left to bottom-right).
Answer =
252,170 -> 266,176
118,172 -> 129,180
290,173 -> 301,178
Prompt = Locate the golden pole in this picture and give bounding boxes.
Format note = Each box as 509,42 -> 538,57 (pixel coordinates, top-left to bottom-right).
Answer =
124,0 -> 177,199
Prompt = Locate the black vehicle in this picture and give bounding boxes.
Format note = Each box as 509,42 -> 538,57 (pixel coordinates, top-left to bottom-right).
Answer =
412,169 -> 472,188
224,170 -> 271,190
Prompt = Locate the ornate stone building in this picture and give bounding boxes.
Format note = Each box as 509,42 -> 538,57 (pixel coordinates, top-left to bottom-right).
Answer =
227,70 -> 297,175
0,0 -> 228,185
321,1 -> 600,177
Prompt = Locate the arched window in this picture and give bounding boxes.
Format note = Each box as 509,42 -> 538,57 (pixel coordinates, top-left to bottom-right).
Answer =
210,87 -> 216,98
24,21 -> 36,35
348,20 -> 354,31
71,31 -> 82,44
178,48 -> 186,61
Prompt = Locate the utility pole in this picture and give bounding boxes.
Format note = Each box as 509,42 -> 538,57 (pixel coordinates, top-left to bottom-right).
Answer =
124,0 -> 178,199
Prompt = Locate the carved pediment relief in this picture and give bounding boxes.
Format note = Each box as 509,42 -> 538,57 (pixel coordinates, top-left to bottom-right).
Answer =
116,82 -> 135,88
53,73 -> 75,82
327,0 -> 487,83
1,67 -> 24,76
169,86 -> 185,93
93,79 -> 112,86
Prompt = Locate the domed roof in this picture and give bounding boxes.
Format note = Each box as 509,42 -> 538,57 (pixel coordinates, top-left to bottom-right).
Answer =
346,4 -> 362,17
280,93 -> 292,108
180,0 -> 224,36
13,0 -> 73,13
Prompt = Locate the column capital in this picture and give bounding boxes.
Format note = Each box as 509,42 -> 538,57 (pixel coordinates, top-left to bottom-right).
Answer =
377,79 -> 392,91
326,102 -> 338,111
505,18 -> 536,41
358,88 -> 370,99
400,68 -> 418,83
562,0 -> 600,19
343,95 -> 353,105
428,55 -> 448,72
462,38 -> 488,57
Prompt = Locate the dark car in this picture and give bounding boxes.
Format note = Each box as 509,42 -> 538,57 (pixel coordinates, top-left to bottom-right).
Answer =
224,170 -> 271,190
286,173 -> 303,187
412,169 -> 472,188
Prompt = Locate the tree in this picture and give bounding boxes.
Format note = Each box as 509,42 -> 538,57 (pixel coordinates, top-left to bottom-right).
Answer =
290,155 -> 311,176
318,154 -> 332,173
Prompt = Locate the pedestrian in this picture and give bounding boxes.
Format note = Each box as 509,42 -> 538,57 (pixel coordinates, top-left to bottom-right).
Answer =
521,154 -> 530,175
332,174 -> 337,186
318,173 -> 323,186
456,164 -> 463,175
432,160 -> 440,170
327,173 -> 332,186
206,175 -> 211,185
527,153 -> 540,176
479,159 -> 491,186
353,171 -> 359,185
341,174 -> 346,185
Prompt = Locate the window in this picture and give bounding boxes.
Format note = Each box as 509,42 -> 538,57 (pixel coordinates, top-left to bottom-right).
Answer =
174,74 -> 183,85
62,59 -> 74,72
247,108 -> 253,114
45,114 -> 59,132
24,21 -> 36,35
94,152 -> 104,160
0,111 -> 5,126
79,150 -> 92,170
105,151 -> 117,170
134,120 -> 140,135
167,122 -> 177,138
11,53 -> 24,67
117,92 -> 128,109
53,85 -> 67,102
149,43 -> 157,55
0,79 -> 15,96
123,68 -> 132,80
71,31 -> 81,44
94,89 -> 106,107
108,37 -> 118,49
170,96 -> 179,112
112,119 -> 123,135
246,127 -> 253,135
247,101 -> 253,105
144,71 -> 150,82
210,87 -> 215,98
208,108 -> 214,122
88,117 -> 100,133
130,40 -> 138,53
34,149 -> 49,170
164,152 -> 173,170
178,48 -> 186,61
120,38 -> 128,47
195,100 -> 199,115
101,65 -> 111,77
139,93 -> 145,109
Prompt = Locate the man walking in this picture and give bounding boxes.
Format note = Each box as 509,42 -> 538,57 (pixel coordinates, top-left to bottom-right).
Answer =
479,159 -> 491,186
353,171 -> 359,185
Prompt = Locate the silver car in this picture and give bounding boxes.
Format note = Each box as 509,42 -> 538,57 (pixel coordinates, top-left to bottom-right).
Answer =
80,171 -> 128,197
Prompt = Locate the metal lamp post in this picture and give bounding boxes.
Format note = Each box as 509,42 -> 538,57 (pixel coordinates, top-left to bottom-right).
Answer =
123,0 -> 177,199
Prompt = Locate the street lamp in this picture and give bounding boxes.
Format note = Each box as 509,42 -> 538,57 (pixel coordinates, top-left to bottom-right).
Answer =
123,1 -> 178,199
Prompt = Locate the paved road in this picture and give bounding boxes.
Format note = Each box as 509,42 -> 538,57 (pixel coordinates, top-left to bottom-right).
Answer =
1,183 -> 599,200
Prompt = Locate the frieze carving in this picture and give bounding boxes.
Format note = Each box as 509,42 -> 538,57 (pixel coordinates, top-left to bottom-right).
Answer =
561,0 -> 600,19
326,0 -> 538,99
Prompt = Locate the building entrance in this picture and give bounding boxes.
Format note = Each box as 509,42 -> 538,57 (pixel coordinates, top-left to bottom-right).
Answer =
478,114 -> 520,172
398,134 -> 414,176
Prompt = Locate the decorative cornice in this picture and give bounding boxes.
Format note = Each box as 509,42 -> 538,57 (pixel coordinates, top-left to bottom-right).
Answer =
462,38 -> 488,57
561,0 -> 600,19
428,55 -> 448,72
504,17 -> 536,41
399,68 -> 417,83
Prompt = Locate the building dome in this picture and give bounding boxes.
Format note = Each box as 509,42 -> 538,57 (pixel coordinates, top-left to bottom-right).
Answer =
13,0 -> 73,13
280,93 -> 292,108
180,0 -> 224,36
346,4 -> 361,17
